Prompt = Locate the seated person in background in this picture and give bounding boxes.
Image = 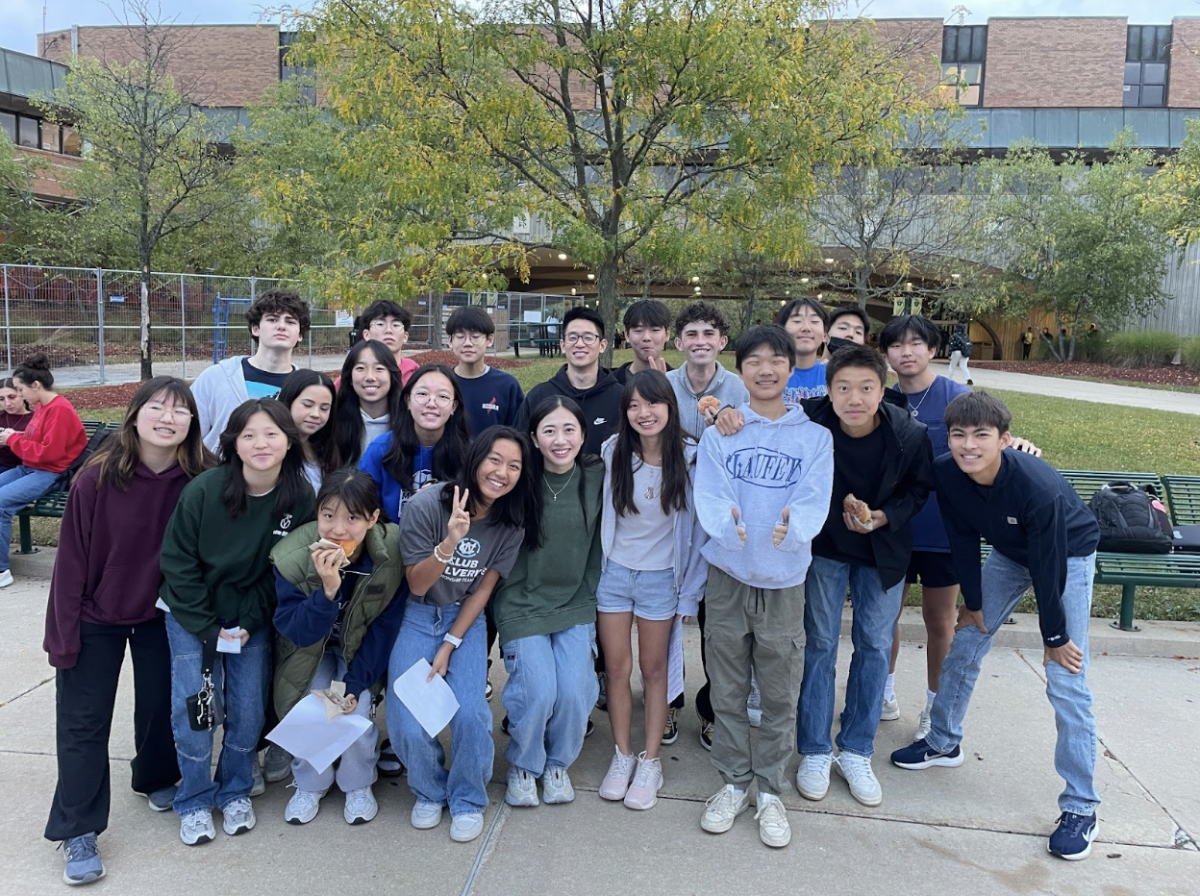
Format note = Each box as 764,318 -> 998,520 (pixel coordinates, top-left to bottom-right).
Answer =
0,377 -> 32,472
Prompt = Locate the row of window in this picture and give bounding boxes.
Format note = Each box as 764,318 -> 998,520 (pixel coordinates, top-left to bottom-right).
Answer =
1,111 -> 81,156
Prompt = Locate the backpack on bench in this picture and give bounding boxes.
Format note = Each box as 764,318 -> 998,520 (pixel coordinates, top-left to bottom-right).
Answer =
1089,482 -> 1173,554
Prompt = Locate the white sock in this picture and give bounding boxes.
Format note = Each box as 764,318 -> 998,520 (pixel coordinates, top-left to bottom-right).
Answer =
883,674 -> 896,703
926,689 -> 937,710
733,788 -> 746,798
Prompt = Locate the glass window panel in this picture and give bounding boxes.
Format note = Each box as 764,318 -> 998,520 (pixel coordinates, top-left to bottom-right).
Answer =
942,29 -> 956,62
61,127 -> 81,156
1141,27 -> 1155,62
1125,62 -> 1142,84
39,120 -> 60,153
1143,63 -> 1167,86
1141,85 -> 1165,107
961,63 -> 981,85
941,63 -> 960,85
1123,85 -> 1140,107
1126,26 -> 1139,62
960,84 -> 980,106
971,26 -> 987,61
17,115 -> 39,148
957,27 -> 972,62
0,111 -> 15,143
1155,26 -> 1171,61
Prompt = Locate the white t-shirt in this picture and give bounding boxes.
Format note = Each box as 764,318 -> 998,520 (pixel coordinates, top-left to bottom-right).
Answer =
610,462 -> 674,571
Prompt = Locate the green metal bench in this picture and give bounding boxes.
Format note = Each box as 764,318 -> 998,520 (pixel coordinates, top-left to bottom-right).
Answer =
16,421 -> 108,555
511,338 -> 560,359
1161,475 -> 1200,526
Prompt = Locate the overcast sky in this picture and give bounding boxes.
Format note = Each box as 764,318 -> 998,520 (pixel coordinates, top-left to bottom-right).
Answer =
2,0 -> 1198,56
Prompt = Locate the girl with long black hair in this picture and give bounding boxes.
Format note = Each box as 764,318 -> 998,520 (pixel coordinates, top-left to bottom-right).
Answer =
334,340 -> 403,467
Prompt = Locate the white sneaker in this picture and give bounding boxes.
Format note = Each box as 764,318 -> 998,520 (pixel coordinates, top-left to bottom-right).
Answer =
598,747 -> 637,801
623,753 -> 663,811
411,800 -> 443,830
701,784 -> 749,833
250,758 -> 265,797
0,569 -> 13,588
221,797 -> 256,835
179,809 -> 215,846
835,752 -> 883,807
450,812 -> 484,842
795,753 -> 833,801
747,678 -> 763,728
880,697 -> 901,721
914,707 -> 932,743
344,786 -> 378,825
505,767 -> 539,807
755,792 -> 791,848
542,767 -> 575,804
284,788 -> 325,825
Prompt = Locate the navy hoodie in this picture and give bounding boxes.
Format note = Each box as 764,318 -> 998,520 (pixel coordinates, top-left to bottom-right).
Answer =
514,365 -> 624,455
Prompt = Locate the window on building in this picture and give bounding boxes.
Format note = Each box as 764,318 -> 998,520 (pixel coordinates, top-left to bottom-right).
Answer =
0,111 -> 15,144
941,25 -> 987,107
40,121 -> 61,154
1125,25 -> 1171,107
17,115 -> 39,148
280,31 -> 316,103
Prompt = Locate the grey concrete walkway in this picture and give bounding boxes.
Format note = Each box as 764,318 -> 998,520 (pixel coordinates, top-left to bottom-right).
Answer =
2,548 -> 1197,894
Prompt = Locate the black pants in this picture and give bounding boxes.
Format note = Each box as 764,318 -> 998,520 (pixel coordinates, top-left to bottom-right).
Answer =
44,618 -> 179,841
666,604 -> 713,719
1022,343 -> 1031,360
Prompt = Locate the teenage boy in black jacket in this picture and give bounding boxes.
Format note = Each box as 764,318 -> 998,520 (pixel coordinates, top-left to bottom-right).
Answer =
795,344 -> 934,809
891,391 -> 1102,862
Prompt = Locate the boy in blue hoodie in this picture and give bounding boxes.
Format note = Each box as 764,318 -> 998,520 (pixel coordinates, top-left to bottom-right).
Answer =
694,326 -> 833,849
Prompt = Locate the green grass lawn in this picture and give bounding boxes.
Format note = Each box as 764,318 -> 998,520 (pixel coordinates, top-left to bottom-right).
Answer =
1059,375 -> 1200,395
29,350 -> 1200,621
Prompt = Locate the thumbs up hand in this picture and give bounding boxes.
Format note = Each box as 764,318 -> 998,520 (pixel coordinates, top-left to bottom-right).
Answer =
772,506 -> 790,548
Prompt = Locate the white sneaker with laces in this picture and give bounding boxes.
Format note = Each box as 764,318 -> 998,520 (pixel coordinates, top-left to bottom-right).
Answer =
179,809 -> 215,846
598,747 -> 637,801
914,707 -> 932,743
795,753 -> 833,801
623,753 -> 663,810
880,697 -> 901,721
221,797 -> 256,836
284,788 -> 326,825
344,786 -> 378,825
411,801 -> 444,829
542,767 -> 575,804
700,784 -> 748,834
450,812 -> 484,842
755,792 -> 791,848
0,569 -> 13,588
505,767 -> 539,807
835,752 -> 883,807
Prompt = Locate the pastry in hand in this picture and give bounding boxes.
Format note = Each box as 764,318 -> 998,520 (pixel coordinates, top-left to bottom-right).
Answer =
843,493 -> 872,525
697,395 -> 721,420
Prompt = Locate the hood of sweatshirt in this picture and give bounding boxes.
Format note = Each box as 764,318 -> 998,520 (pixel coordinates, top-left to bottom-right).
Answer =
548,364 -> 622,401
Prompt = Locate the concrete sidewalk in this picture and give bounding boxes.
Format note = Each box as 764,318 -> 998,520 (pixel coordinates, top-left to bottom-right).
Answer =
2,549 -> 1197,894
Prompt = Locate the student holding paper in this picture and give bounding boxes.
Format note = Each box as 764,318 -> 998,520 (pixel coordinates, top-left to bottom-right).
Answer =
271,469 -> 407,826
491,396 -> 604,808
388,427 -> 537,843
159,399 -> 315,847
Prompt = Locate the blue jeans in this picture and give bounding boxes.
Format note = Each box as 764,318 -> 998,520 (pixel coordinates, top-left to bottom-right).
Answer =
166,614 -> 270,816
386,602 -> 492,817
928,551 -> 1100,815
0,465 -> 58,570
501,623 -> 598,777
798,556 -> 905,758
290,646 -> 377,794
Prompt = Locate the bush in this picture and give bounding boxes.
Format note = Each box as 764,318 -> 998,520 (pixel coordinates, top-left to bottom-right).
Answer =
1180,336 -> 1200,371
1101,330 -> 1179,368
1071,331 -> 1110,362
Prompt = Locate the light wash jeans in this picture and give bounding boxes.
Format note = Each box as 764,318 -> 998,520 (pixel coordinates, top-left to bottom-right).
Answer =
927,550 -> 1100,815
947,350 -> 972,383
290,645 -> 377,794
500,623 -> 598,777
386,602 -> 492,817
166,614 -> 270,816
0,465 -> 58,570
798,556 -> 905,758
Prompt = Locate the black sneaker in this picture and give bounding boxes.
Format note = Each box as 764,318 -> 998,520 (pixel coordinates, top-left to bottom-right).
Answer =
595,672 -> 607,712
485,677 -> 494,701
967,379 -> 974,385
585,717 -> 595,738
698,709 -> 714,751
662,707 -> 680,746
377,740 -> 405,777
501,714 -> 510,735
890,738 -> 965,770
1048,811 -> 1098,861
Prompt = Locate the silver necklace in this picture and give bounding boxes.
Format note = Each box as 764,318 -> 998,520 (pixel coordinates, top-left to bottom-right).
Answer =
907,384 -> 934,418
545,466 -> 577,501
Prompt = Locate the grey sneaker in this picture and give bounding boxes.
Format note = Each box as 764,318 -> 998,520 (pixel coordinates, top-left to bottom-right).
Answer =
62,833 -> 104,885
221,797 -> 256,836
505,767 -> 539,807
179,809 -> 215,846
343,786 -> 378,825
250,758 -> 265,797
542,767 -> 575,804
263,745 -> 292,784
145,784 -> 177,812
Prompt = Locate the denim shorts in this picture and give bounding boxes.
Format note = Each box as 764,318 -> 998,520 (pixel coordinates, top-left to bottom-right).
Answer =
596,561 -> 677,621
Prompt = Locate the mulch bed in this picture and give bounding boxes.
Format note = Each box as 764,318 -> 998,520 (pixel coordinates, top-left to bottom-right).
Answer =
975,361 -> 1200,387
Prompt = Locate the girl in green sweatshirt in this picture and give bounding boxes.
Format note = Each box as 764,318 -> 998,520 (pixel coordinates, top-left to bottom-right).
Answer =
159,398 -> 314,848
491,396 -> 603,809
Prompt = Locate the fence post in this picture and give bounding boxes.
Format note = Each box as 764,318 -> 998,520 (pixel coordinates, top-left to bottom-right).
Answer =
95,268 -> 106,384
249,277 -> 257,354
180,273 -> 187,379
2,265 -> 10,374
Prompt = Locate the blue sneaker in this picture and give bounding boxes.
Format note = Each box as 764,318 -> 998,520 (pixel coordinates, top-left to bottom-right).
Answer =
62,833 -> 104,886
890,738 -> 965,770
1048,811 -> 1098,861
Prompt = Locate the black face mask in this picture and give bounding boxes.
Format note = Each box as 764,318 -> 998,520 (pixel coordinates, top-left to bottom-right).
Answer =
826,336 -> 858,355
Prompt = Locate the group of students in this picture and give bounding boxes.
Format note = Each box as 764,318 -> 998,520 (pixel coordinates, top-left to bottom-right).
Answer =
39,289 -> 1104,889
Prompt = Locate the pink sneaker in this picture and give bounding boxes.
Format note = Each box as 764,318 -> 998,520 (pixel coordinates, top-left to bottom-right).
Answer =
623,753 -> 663,810
598,747 -> 637,801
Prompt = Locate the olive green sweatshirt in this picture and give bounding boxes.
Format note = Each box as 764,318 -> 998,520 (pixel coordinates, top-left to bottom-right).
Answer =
159,466 -> 315,641
492,462 -> 603,645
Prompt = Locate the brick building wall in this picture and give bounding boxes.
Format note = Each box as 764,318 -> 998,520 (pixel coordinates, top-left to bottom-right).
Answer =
983,18 -> 1127,107
871,17 -> 944,99
39,24 -> 279,108
1168,18 -> 1200,108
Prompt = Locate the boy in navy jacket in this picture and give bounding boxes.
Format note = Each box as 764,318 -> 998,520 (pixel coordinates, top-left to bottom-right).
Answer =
891,392 -> 1102,861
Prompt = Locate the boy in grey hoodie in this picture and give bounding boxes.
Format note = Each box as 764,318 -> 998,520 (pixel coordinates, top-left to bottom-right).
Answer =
694,326 -> 833,849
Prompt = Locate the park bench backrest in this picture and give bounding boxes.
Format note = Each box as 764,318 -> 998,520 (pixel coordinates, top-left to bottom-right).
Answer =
1161,476 -> 1200,526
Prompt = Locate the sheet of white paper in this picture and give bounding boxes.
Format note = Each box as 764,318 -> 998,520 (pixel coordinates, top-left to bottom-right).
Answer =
666,616 -> 684,704
392,658 -> 460,738
215,628 -> 242,654
266,694 -> 373,774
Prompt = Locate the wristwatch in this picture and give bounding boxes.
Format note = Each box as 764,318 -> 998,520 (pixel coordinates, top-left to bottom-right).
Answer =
443,633 -> 463,649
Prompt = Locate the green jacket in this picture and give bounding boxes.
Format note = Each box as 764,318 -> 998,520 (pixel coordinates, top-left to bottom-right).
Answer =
271,520 -> 406,719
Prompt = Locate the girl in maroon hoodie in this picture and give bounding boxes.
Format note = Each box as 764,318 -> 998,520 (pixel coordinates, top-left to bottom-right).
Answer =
0,378 -> 32,471
0,353 -> 87,588
43,376 -> 214,886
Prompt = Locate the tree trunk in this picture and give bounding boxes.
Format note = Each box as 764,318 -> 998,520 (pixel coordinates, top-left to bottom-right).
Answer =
597,259 -> 619,368
139,266 -> 153,380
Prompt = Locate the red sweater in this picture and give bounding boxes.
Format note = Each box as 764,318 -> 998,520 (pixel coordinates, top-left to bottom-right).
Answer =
7,395 -> 86,473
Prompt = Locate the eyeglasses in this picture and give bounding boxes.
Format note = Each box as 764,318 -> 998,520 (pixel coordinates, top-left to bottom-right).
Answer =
564,332 -> 600,346
143,403 -> 193,422
411,389 -> 454,408
369,319 -> 406,331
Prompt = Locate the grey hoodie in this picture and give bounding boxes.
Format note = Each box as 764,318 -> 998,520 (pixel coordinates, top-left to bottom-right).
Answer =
191,356 -> 249,452
695,404 -> 833,589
